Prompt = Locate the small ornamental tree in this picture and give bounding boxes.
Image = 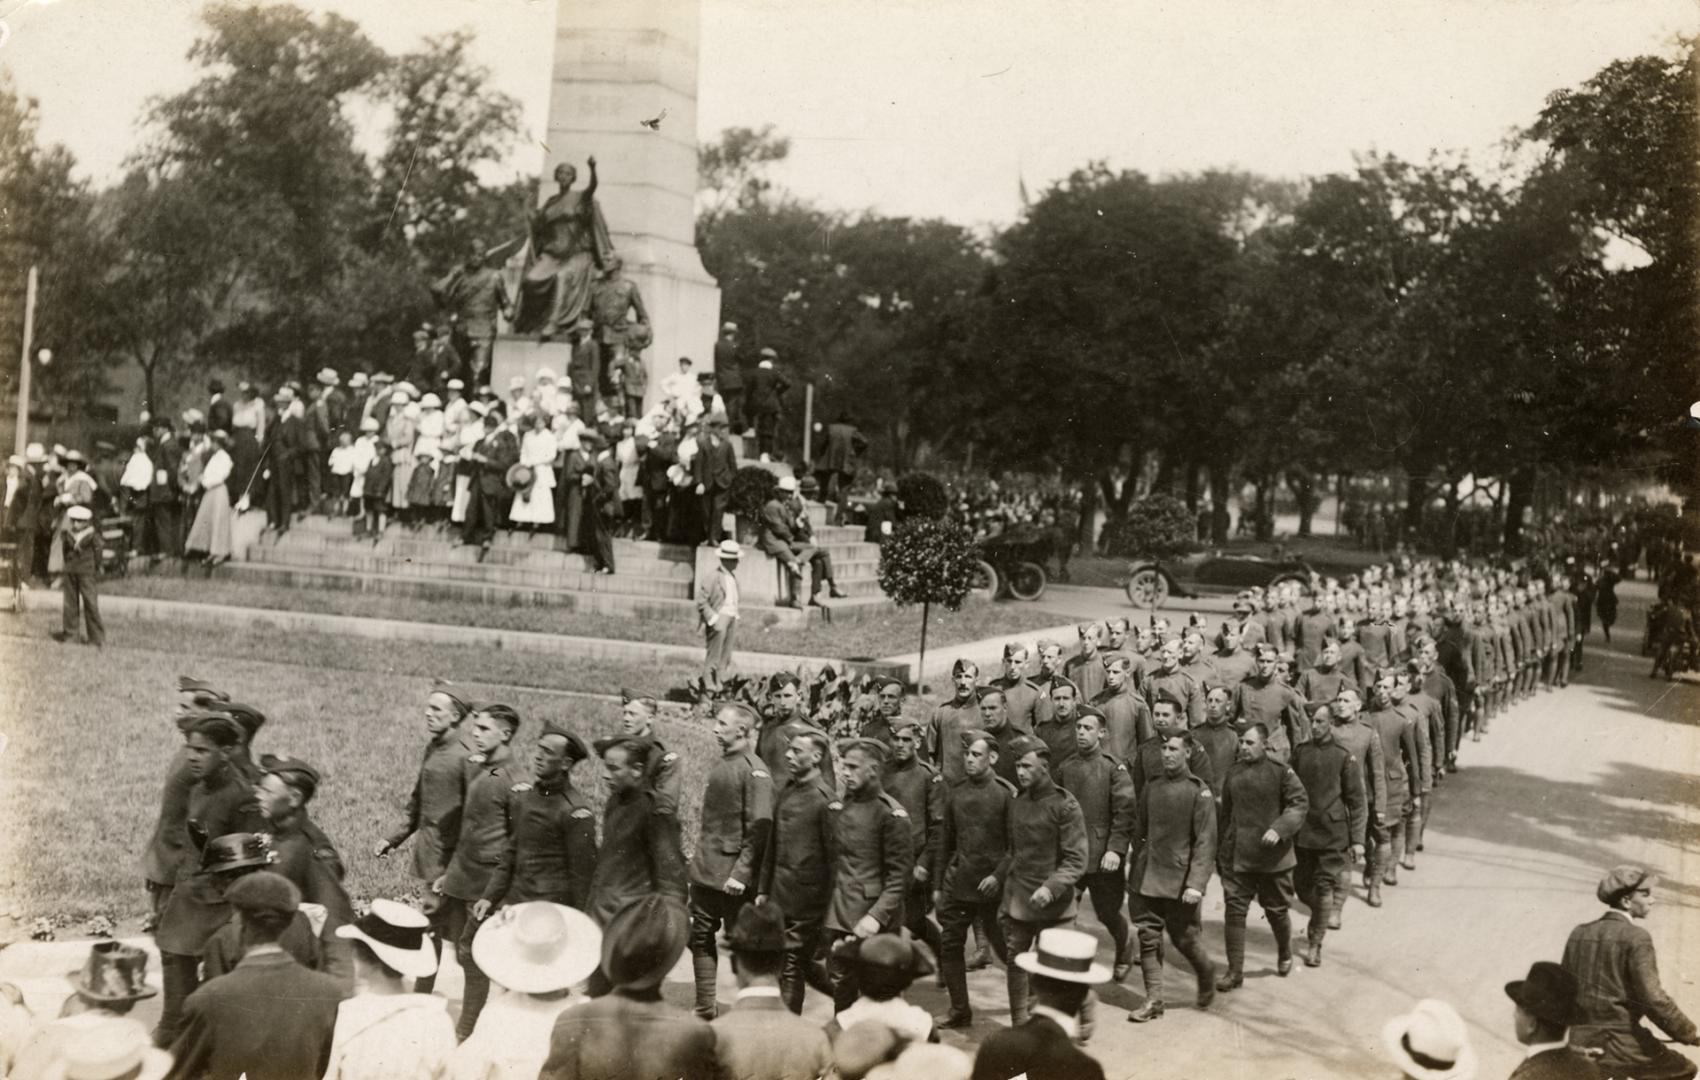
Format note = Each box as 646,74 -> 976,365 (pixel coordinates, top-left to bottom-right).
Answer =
896,471 -> 950,522
1102,493 -> 1199,560
878,517 -> 979,691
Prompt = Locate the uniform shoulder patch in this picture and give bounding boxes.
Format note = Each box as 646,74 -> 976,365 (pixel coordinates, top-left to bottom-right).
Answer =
468,753 -> 487,765
511,782 -> 533,793
1115,762 -> 1129,772
891,806 -> 909,818
570,808 -> 592,819
751,769 -> 769,779
828,801 -> 844,811
929,773 -> 942,784
663,752 -> 679,764
1198,788 -> 1212,799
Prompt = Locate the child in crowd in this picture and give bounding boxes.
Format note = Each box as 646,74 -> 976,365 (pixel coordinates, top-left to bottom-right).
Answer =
327,432 -> 357,517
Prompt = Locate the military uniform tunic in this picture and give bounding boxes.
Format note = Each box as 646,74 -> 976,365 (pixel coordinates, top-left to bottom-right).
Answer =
1129,736 -> 1214,800
1231,676 -> 1311,761
1000,776 -> 1088,924
760,772 -> 837,921
1091,685 -> 1153,760
939,773 -> 1016,902
1055,748 -> 1135,869
1129,770 -> 1216,899
689,749 -> 773,891
440,744 -> 516,903
383,733 -> 475,881
1217,758 -> 1308,874
824,790 -> 912,934
1143,668 -> 1204,730
927,695 -> 983,783
882,758 -> 943,881
589,786 -> 687,926
483,778 -> 597,908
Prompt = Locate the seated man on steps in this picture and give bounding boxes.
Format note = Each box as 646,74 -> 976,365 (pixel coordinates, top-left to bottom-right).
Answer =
758,475 -> 845,608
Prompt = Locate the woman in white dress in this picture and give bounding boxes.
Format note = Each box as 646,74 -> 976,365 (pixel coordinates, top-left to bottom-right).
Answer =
407,393 -> 446,523
324,900 -> 454,1080
182,430 -> 235,567
450,403 -> 487,525
509,412 -> 558,529
385,385 -> 419,515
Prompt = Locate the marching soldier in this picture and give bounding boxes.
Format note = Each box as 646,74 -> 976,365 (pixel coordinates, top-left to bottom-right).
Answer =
1130,696 -> 1213,797
253,756 -> 358,983
435,703 -> 521,1039
1194,688 -> 1240,801
823,738 -> 913,1012
1142,639 -> 1204,730
144,678 -> 231,928
1126,731 -> 1218,1022
619,694 -> 683,813
374,682 -> 476,993
1034,680 -> 1083,770
756,727 -> 837,1014
1290,705 -> 1367,969
1001,735 -> 1090,1036
883,720 -> 944,958
1065,623 -> 1108,702
1296,640 -> 1359,707
990,643 -> 1041,733
1215,724 -> 1308,991
687,704 -> 774,1020
928,659 -> 984,783
1398,660 -> 1443,868
936,730 -> 1015,1029
1322,687 -> 1386,923
1361,671 -> 1424,900
860,676 -> 906,747
1232,643 -> 1310,762
471,723 -> 597,917
755,673 -> 818,779
1030,640 -> 1070,731
1092,654 -> 1152,760
1055,709 -> 1137,983
975,688 -> 1029,788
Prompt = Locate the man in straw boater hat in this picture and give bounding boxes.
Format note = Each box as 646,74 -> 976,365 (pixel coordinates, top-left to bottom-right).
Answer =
540,896 -> 717,1080
166,872 -> 348,1080
1381,998 -> 1477,1080
969,926 -> 1108,1080
710,898 -> 831,1080
320,900 -> 453,1078
1503,961 -> 1598,1080
695,539 -> 742,693
454,901 -> 602,1074
1563,864 -> 1699,1080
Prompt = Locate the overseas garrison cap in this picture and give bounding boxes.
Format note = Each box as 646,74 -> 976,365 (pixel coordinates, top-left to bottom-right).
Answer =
182,713 -> 244,746
874,676 -> 905,693
216,702 -> 266,739
1007,734 -> 1048,760
260,755 -> 321,802
1151,689 -> 1186,711
836,737 -> 889,763
961,728 -> 996,750
177,676 -> 227,699
537,723 -> 590,763
714,701 -> 761,730
594,735 -> 652,765
890,717 -> 925,737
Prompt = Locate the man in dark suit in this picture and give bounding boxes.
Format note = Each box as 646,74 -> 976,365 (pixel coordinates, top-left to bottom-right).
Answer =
1506,961 -> 1602,1080
462,411 -> 518,559
262,389 -> 301,534
206,380 -> 233,435
541,896 -> 718,1080
691,413 -> 738,546
812,412 -> 867,517
743,349 -> 789,461
711,899 -> 830,1080
970,926 -> 1108,1080
713,322 -> 745,432
165,872 -> 346,1080
1563,865 -> 1698,1079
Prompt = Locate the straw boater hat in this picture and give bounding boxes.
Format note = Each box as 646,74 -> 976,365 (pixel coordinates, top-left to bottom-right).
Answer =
1382,999 -> 1477,1080
335,899 -> 437,979
717,539 -> 741,561
471,901 -> 601,993
316,368 -> 339,387
1014,926 -> 1110,985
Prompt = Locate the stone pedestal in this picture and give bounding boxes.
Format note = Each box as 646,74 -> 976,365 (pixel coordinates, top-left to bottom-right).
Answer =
541,0 -> 721,412
490,336 -> 577,407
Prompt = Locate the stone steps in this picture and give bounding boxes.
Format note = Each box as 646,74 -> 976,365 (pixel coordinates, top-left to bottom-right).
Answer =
217,560 -> 898,625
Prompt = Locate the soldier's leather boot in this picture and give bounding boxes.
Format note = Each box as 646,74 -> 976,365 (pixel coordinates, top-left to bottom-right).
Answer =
1216,920 -> 1245,991
1113,934 -> 1136,982
1270,911 -> 1293,976
1366,880 -> 1383,908
1305,940 -> 1323,967
692,954 -> 720,1020
1128,999 -> 1166,1023
1076,992 -> 1096,1045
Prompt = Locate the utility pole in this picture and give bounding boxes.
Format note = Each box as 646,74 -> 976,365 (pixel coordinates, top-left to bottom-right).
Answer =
802,382 -> 814,467
14,265 -> 37,456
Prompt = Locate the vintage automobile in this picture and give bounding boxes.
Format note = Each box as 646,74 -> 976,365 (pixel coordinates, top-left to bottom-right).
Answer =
972,523 -> 1060,602
1123,550 -> 1318,609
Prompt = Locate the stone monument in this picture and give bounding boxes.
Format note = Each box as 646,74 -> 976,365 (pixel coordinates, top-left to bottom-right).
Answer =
490,0 -> 721,412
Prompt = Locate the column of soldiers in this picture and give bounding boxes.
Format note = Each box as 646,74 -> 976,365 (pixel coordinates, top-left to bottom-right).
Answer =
129,555 -> 1594,1074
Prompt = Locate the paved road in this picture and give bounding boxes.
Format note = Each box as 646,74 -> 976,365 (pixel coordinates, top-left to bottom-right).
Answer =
923,579 -> 1700,1078
5,583 -> 1693,1080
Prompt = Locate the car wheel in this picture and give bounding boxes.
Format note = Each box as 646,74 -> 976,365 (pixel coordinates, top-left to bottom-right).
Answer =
1007,561 -> 1047,601
970,559 -> 1000,599
1125,567 -> 1170,609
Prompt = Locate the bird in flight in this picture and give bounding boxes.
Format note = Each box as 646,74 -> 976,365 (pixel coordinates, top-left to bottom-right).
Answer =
639,108 -> 668,131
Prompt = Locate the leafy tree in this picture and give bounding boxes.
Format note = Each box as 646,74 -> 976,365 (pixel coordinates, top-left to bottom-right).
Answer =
878,517 -> 979,690
896,471 -> 949,521
1101,494 -> 1198,560
697,125 -> 792,237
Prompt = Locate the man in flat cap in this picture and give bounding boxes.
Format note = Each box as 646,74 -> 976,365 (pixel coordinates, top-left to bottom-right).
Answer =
472,722 -> 598,924
756,725 -> 837,1013
1563,865 -> 1699,1079
166,872 -> 348,1080
935,729 -> 1015,1029
1505,961 -> 1599,1080
883,719 -> 944,961
1000,734 -> 1090,1035
687,703 -> 774,1020
587,736 -> 688,994
824,738 -> 914,1012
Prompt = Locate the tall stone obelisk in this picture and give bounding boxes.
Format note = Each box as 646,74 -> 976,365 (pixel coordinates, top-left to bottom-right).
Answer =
538,0 -> 720,408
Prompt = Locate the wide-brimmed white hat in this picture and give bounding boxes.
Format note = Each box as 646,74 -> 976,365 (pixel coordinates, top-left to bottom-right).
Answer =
1382,999 -> 1477,1080
777,475 -> 797,493
472,902 -> 602,994
1014,927 -> 1109,985
717,539 -> 741,560
334,899 -> 436,979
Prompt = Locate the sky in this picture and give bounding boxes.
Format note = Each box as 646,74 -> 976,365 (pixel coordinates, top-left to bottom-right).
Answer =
2,0 -> 1695,230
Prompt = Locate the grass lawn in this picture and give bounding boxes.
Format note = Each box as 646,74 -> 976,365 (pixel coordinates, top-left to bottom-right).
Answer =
0,607 -> 936,936
101,573 -> 1074,660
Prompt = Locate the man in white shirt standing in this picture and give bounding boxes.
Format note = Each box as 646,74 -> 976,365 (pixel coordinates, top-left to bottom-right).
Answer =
696,540 -> 741,693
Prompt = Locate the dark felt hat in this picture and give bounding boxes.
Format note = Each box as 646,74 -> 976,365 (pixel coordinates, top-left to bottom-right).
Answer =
1505,961 -> 1582,1028
601,896 -> 689,991
201,832 -> 275,875
68,941 -> 158,1003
